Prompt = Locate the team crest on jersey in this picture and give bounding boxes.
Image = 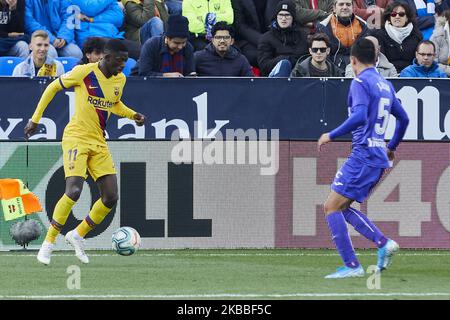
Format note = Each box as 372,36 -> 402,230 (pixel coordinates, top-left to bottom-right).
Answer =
114,86 -> 120,96
214,3 -> 220,10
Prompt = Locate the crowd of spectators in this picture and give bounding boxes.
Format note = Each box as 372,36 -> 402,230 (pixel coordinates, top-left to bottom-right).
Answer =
1,0 -> 450,78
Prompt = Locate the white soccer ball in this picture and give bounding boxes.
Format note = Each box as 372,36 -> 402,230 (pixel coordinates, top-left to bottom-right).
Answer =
112,226 -> 141,256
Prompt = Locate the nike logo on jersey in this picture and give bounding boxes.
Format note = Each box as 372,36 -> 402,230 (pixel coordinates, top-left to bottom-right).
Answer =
88,85 -> 99,89
333,182 -> 343,186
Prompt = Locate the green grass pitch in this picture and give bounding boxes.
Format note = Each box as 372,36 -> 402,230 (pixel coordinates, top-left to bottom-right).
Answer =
1,249 -> 449,300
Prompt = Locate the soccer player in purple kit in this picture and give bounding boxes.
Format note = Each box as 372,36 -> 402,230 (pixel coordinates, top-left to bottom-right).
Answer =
317,38 -> 410,279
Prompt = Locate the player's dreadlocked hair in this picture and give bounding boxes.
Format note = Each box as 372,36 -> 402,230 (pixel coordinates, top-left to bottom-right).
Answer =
350,38 -> 376,65
104,39 -> 128,54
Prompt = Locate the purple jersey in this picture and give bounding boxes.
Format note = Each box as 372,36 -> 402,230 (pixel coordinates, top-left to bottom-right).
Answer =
347,67 -> 402,168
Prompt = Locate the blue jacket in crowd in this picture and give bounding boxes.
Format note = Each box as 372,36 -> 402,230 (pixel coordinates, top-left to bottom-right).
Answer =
71,0 -> 124,47
400,59 -> 447,78
25,0 -> 75,44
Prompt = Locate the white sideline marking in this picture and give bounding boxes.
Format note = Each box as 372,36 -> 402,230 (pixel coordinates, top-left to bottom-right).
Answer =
1,293 -> 450,299
1,252 -> 450,258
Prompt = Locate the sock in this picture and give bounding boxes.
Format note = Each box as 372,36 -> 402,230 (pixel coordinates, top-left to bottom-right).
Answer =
76,199 -> 112,238
343,207 -> 388,248
45,194 -> 76,244
326,211 -> 360,268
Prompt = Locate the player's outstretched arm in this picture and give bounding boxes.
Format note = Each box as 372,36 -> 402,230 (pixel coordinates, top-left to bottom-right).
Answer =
112,101 -> 146,126
318,105 -> 367,152
24,78 -> 63,139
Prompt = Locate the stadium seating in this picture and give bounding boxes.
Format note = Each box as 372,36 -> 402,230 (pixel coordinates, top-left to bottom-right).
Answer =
123,57 -> 137,76
55,57 -> 79,73
0,57 -> 25,76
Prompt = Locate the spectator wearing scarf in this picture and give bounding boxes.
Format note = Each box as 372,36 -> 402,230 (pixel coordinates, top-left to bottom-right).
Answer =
373,1 -> 422,72
12,30 -> 64,77
136,14 -> 196,76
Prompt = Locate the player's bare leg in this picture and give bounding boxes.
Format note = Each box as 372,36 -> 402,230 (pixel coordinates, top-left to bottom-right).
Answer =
37,177 -> 84,265
323,191 -> 353,215
96,174 -> 119,209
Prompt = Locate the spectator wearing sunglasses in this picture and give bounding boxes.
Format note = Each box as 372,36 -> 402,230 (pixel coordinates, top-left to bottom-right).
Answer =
290,32 -> 344,76
373,1 -> 422,73
399,40 -> 447,77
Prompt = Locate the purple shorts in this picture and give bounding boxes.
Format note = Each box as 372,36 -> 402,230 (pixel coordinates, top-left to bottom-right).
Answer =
331,157 -> 384,203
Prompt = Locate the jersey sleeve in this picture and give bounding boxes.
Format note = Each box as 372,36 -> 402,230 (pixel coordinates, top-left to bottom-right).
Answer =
349,78 -> 370,110
31,65 -> 90,123
110,101 -> 137,119
31,78 -> 63,123
59,64 -> 89,89
110,76 -> 135,119
329,105 -> 367,139
329,79 -> 369,140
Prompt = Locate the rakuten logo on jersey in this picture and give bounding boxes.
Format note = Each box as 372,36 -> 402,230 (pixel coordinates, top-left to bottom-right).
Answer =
87,96 -> 114,109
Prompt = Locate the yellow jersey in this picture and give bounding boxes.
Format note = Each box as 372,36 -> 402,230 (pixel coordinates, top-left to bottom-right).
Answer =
31,63 -> 137,147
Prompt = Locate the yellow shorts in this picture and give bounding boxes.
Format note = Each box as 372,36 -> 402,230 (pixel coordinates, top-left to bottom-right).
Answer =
61,139 -> 116,181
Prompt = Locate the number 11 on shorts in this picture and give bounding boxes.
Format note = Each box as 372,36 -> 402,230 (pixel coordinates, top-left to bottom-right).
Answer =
68,149 -> 78,161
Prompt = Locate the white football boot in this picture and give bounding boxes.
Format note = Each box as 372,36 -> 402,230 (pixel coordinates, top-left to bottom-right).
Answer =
65,230 -> 89,264
37,241 -> 54,265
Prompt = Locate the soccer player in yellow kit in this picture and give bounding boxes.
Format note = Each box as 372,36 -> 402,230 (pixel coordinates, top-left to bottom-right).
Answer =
24,39 -> 146,265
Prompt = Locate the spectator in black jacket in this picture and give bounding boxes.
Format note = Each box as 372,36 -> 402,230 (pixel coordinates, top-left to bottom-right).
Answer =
290,32 -> 344,77
136,14 -> 196,76
231,0 -> 272,67
194,22 -> 253,76
373,1 -> 422,73
0,0 -> 29,58
257,0 -> 308,76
